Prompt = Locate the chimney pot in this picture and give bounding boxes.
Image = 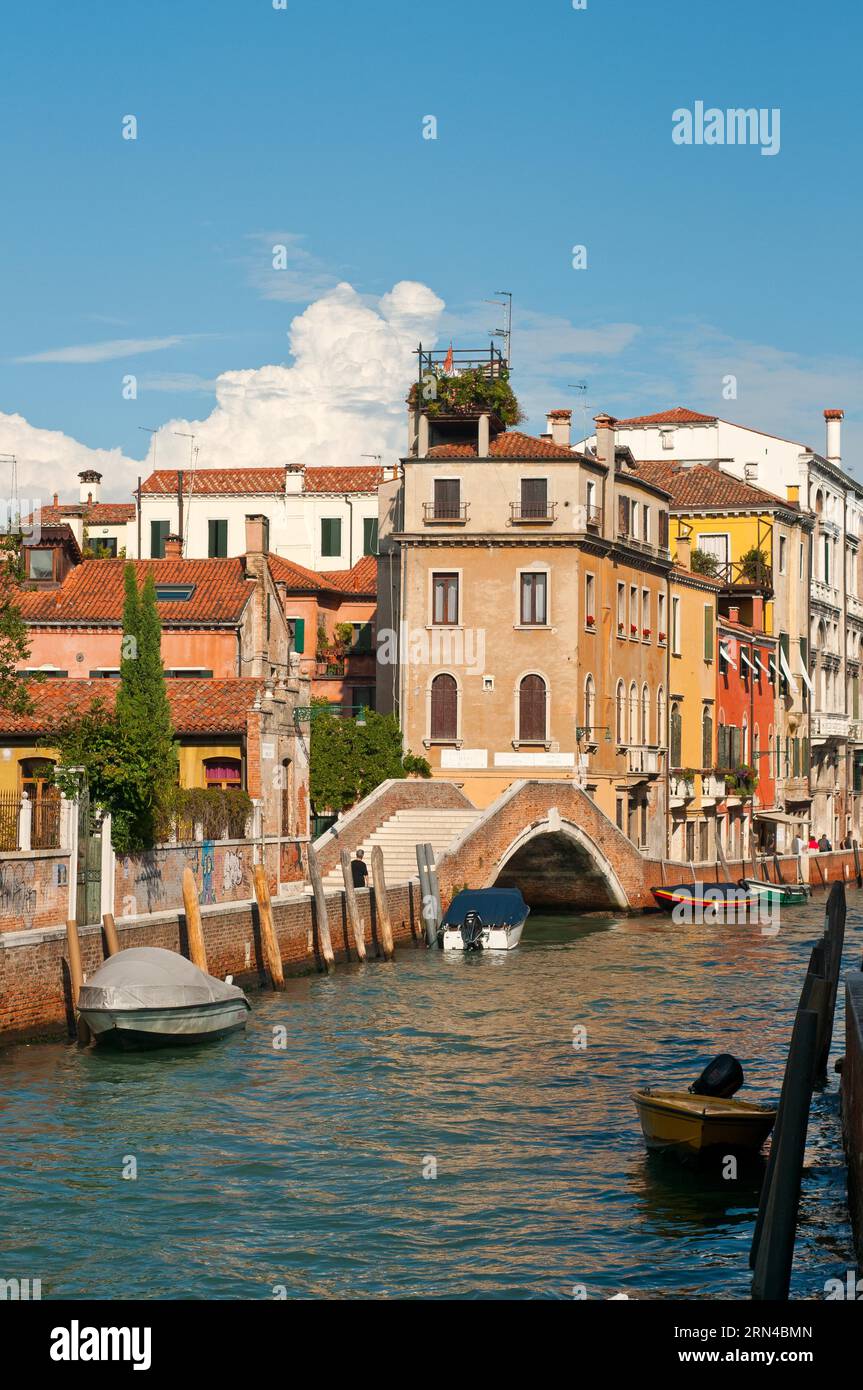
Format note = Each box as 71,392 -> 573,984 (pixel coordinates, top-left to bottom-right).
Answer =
729,606 -> 740,624
824,408 -> 844,463
546,409 -> 572,448
676,536 -> 692,569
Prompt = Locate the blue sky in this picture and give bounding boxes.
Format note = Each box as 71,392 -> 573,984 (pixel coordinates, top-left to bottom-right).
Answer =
2,0 -> 861,498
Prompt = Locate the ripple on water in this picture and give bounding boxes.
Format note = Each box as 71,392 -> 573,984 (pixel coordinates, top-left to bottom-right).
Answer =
0,895 -> 858,1299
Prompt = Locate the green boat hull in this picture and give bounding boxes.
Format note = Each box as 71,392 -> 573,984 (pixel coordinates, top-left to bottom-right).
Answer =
742,879 -> 809,906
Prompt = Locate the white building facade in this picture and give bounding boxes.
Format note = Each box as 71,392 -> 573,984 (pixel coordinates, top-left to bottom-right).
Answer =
138,464 -> 386,572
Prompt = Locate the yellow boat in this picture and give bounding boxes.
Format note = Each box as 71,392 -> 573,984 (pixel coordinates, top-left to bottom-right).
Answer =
632,1087 -> 777,1155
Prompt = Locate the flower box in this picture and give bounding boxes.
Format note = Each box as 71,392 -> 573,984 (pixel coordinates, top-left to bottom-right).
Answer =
642,627 -> 651,638
658,631 -> 667,643
618,622 -> 625,635
630,624 -> 637,635
586,615 -> 596,627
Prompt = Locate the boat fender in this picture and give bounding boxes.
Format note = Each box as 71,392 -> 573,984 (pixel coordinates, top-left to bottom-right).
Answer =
689,1053 -> 744,1099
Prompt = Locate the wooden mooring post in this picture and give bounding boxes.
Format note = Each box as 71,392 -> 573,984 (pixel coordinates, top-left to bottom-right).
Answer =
253,864 -> 285,989
340,849 -> 367,961
182,867 -> 209,973
65,918 -> 91,1045
101,911 -> 121,957
750,882 -> 846,1296
307,844 -> 335,971
371,845 -> 395,960
416,842 -> 442,946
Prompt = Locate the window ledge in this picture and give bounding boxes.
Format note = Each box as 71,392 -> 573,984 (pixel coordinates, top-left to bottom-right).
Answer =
512,740 -> 552,751
423,738 -> 463,749
513,623 -> 551,631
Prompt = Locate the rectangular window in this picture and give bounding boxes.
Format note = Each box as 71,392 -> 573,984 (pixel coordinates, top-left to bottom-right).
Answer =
433,478 -> 460,520
642,589 -> 650,636
779,631 -> 790,696
631,504 -> 640,540
703,604 -> 714,662
616,797 -> 625,832
289,618 -> 305,654
352,622 -> 373,652
150,520 -> 170,559
90,537 -> 118,558
799,541 -> 804,580
520,478 -> 548,519
585,573 -> 595,626
643,506 -> 650,544
658,511 -> 669,549
351,686 -> 375,712
363,517 -> 379,554
671,595 -> 681,655
208,519 -> 228,558
617,582 -> 626,633
321,517 -> 342,557
658,592 -> 666,642
618,495 -> 630,538
520,571 -> 548,625
630,586 -> 638,636
432,573 -> 459,625
779,535 -> 787,574
685,821 -> 695,862
27,549 -> 54,580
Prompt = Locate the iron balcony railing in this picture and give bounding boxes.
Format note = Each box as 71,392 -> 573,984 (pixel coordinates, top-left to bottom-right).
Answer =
510,501 -> 557,523
423,502 -> 469,523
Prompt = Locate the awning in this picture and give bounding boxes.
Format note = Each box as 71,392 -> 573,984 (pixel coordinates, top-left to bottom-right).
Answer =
740,649 -> 756,672
755,654 -> 770,677
754,810 -> 811,824
778,647 -> 799,695
719,641 -> 737,669
768,656 -> 778,680
797,661 -> 814,694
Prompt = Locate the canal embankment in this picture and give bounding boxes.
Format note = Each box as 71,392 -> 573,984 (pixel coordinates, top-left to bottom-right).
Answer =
0,880 -> 423,1044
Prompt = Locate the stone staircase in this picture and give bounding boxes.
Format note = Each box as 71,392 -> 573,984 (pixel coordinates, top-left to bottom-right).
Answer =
321,807 -> 481,888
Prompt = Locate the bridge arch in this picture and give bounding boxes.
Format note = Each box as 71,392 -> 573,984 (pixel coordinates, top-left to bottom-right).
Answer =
491,816 -> 628,910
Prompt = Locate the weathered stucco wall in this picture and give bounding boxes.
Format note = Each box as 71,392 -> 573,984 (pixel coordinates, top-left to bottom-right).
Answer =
0,851 -> 70,931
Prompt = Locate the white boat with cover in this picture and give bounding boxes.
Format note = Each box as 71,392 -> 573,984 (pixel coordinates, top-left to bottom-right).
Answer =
440,888 -> 529,952
78,947 -> 251,1047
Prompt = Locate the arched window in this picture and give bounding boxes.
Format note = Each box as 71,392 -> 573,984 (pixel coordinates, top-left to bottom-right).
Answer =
670,702 -> 682,767
753,724 -> 760,773
616,680 -> 626,743
702,707 -> 713,769
583,674 -> 595,736
519,674 -> 547,743
641,684 -> 650,745
629,682 -> 639,744
430,673 -> 458,740
656,686 -> 666,747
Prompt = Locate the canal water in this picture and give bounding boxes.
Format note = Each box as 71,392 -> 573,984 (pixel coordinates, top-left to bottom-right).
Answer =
0,893 -> 857,1300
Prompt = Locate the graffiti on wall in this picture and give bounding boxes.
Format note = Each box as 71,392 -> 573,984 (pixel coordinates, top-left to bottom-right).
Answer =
0,861 -> 38,924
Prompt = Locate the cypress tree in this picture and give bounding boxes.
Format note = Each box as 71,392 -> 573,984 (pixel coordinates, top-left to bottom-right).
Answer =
116,563 -> 178,845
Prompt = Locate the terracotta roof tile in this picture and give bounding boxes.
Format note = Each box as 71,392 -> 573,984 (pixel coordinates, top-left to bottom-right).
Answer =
140,465 -> 383,497
268,552 -> 377,596
38,502 -> 136,524
267,555 -> 330,592
632,462 -> 797,511
615,407 -> 718,427
2,678 -> 264,736
320,554 -> 377,594
15,558 -> 253,625
426,430 -> 576,460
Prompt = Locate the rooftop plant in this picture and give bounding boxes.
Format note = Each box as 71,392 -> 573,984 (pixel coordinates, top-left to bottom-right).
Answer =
408,367 -> 525,426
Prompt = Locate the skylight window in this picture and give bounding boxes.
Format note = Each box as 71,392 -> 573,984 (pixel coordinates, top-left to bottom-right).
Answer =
154,584 -> 196,602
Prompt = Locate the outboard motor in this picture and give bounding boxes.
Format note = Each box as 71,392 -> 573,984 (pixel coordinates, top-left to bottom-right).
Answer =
460,910 -> 485,952
689,1053 -> 744,1099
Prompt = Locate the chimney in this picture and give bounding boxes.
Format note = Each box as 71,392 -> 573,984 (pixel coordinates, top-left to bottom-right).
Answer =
53,493 -> 59,507
824,409 -> 843,464
546,409 -> 572,448
728,605 -> 740,624
593,413 -> 617,542
478,413 -> 490,456
78,469 -> 102,504
751,595 -> 765,631
245,513 -> 269,556
786,484 -> 800,505
164,534 -> 183,559
676,536 -> 691,569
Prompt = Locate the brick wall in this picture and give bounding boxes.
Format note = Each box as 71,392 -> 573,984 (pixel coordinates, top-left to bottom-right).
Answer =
313,777 -> 475,876
842,972 -> 863,1264
1,879 -> 423,1044
0,851 -> 70,931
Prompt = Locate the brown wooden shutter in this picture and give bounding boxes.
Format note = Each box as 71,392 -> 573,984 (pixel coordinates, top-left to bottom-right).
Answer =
434,478 -> 460,518
519,674 -> 547,741
521,478 -> 547,519
430,674 -> 457,739
618,495 -> 630,537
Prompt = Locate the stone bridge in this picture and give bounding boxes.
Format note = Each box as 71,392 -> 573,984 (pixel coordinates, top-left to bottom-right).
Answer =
434,780 -> 658,911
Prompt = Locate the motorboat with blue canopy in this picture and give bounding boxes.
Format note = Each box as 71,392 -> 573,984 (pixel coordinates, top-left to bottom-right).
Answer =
440,887 -> 529,951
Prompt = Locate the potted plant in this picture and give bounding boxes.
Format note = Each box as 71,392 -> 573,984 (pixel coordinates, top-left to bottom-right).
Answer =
586,614 -> 596,628
658,630 -> 667,643
642,627 -> 651,639
630,623 -> 637,636
618,621 -> 625,635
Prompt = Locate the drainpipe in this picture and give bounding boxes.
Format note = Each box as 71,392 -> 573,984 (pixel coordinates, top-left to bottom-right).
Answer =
177,470 -> 184,544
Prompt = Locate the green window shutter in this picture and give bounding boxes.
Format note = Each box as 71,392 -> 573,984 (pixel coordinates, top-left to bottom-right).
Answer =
363,518 -> 378,555
703,605 -> 714,662
208,519 -> 228,557
292,618 -> 305,654
321,518 -> 342,557
150,520 -> 169,558
354,622 -> 373,652
779,632 -> 790,696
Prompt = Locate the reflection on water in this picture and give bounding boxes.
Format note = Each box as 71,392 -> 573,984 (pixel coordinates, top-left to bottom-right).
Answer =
0,895 -> 857,1299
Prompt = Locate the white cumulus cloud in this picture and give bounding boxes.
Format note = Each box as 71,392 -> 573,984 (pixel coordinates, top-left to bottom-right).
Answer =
0,279 -> 445,503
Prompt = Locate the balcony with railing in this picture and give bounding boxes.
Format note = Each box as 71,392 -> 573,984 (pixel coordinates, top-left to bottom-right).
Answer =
811,711 -> 851,740
585,503 -> 602,532
701,771 -> 727,802
422,501 -> 469,525
510,500 -> 557,524
627,746 -> 660,776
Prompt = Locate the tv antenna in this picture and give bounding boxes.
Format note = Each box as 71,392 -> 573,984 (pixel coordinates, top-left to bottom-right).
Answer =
0,454 -> 18,537
173,431 -> 199,556
484,290 -> 512,367
569,382 -> 592,447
